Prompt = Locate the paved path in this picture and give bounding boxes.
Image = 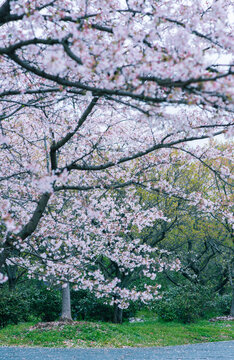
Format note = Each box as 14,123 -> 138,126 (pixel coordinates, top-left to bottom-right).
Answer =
0,341 -> 233,360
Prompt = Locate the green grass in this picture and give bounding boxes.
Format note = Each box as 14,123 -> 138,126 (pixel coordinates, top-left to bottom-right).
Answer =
0,317 -> 233,348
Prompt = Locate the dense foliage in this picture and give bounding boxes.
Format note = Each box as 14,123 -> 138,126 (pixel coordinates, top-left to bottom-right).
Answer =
0,279 -> 232,327
0,281 -> 139,326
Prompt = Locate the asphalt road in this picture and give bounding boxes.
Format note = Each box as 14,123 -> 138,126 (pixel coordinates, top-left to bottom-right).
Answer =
0,341 -> 233,360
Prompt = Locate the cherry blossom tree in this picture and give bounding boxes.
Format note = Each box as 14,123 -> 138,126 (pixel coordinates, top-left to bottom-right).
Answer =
11,187 -> 180,323
0,0 -> 233,299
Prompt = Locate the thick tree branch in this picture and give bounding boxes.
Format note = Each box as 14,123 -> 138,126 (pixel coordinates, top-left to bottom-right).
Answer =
17,192 -> 51,240
139,71 -> 233,88
0,192 -> 51,269
4,53 -> 187,106
65,130 -> 225,172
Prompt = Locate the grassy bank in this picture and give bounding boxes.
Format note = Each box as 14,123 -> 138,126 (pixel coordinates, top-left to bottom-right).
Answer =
0,316 -> 233,348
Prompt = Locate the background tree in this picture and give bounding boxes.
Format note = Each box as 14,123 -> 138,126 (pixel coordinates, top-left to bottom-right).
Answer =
145,146 -> 234,319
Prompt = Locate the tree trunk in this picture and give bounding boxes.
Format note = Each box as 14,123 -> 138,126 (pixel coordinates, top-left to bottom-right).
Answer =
60,283 -> 72,321
113,304 -> 123,324
5,265 -> 17,291
230,287 -> 234,317
230,261 -> 234,317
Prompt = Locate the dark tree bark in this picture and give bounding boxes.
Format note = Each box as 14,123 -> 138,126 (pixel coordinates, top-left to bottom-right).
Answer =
0,0 -> 10,19
0,192 -> 51,270
5,264 -> 17,291
113,304 -> 123,324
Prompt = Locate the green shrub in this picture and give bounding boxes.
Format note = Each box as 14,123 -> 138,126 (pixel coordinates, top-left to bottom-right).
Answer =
71,289 -> 138,322
0,281 -> 138,327
29,284 -> 61,321
0,289 -> 31,327
153,285 -> 213,323
0,282 -> 62,327
212,294 -> 232,316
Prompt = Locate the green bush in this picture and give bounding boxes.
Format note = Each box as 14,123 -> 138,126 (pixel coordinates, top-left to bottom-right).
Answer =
0,289 -> 31,327
153,285 -> 213,323
0,281 -> 138,327
0,282 -> 62,327
71,289 -> 138,322
29,284 -> 61,321
30,286 -> 137,322
212,294 -> 232,316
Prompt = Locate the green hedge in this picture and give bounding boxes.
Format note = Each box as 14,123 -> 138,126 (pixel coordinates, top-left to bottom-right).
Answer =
153,285 -> 231,323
